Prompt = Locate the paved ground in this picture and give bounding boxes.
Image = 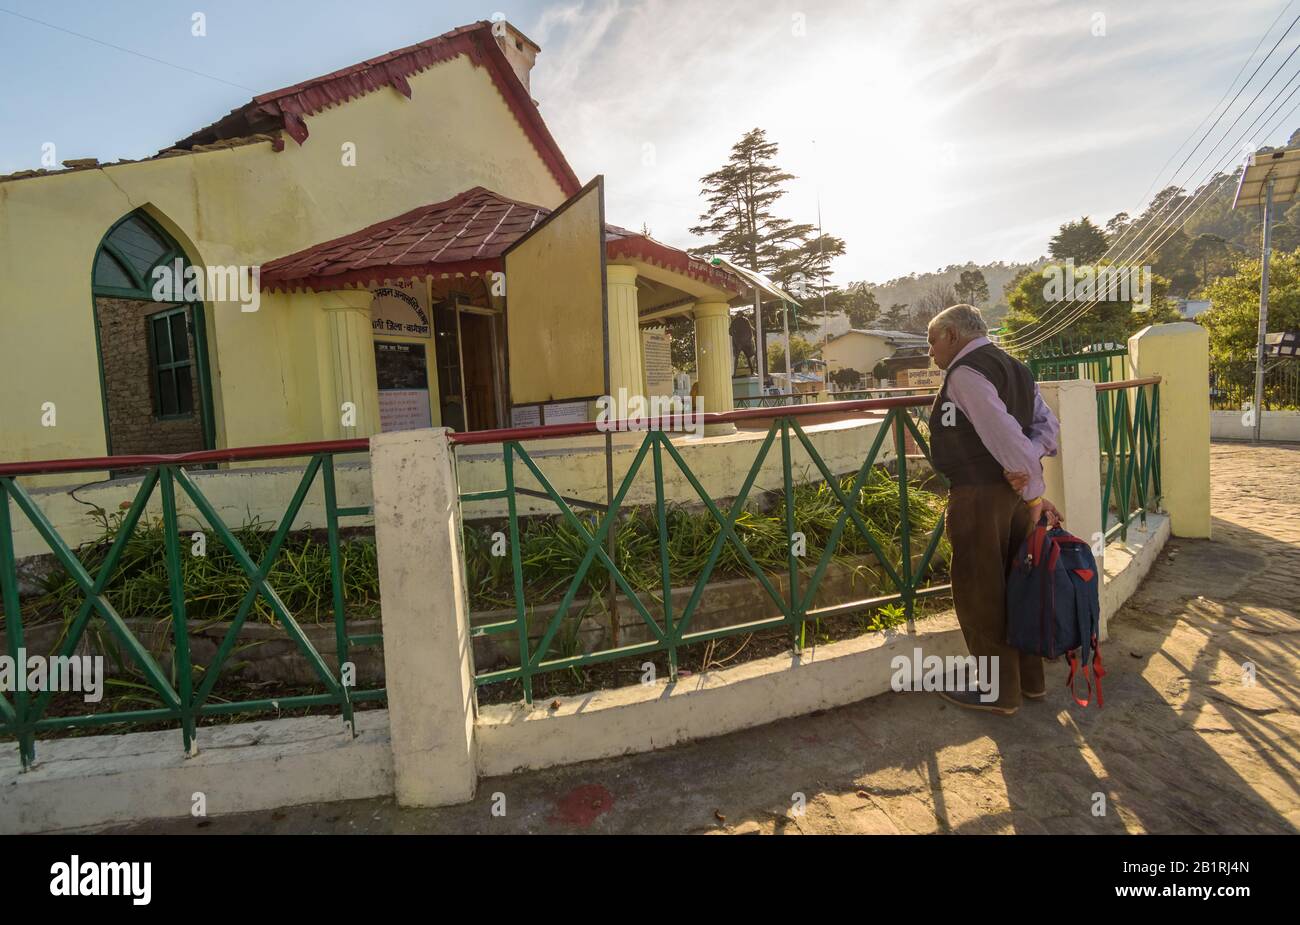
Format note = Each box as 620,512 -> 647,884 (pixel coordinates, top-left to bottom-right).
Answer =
110,442 -> 1300,834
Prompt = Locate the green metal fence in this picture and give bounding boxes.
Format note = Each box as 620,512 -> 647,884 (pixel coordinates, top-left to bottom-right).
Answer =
733,392 -> 819,409
1025,336 -> 1129,384
1209,355 -> 1300,411
1096,377 -> 1162,544
451,397 -> 950,704
0,441 -> 381,769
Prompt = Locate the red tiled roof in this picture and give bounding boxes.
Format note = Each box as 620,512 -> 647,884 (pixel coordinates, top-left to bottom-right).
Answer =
171,22 -> 579,197
260,186 -> 743,295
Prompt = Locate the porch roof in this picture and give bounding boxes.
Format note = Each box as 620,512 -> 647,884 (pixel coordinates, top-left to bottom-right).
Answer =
260,186 -> 744,296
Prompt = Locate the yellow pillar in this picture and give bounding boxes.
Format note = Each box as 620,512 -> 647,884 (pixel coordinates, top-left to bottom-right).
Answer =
321,290 -> 381,439
694,300 -> 736,436
1128,322 -> 1210,538
606,264 -> 644,407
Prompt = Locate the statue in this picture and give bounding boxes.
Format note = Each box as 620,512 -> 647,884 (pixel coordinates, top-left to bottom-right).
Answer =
730,314 -> 757,377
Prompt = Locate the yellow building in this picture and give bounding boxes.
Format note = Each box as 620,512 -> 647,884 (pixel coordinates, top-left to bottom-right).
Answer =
821,329 -> 928,385
0,20 -> 745,467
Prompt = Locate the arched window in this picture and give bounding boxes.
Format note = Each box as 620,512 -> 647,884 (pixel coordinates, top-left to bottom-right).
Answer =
93,211 -> 194,300
91,210 -> 213,456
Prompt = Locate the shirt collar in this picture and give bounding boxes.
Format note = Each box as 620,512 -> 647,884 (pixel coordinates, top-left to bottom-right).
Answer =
950,335 -> 991,366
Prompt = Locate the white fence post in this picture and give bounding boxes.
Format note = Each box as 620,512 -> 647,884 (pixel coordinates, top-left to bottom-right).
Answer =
1037,379 -> 1104,565
371,427 -> 477,806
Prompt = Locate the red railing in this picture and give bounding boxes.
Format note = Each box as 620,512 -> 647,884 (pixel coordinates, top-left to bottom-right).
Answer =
0,395 -> 934,473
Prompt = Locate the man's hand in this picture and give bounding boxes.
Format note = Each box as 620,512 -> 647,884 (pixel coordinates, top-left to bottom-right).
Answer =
1003,469 -> 1029,493
1026,497 -> 1063,533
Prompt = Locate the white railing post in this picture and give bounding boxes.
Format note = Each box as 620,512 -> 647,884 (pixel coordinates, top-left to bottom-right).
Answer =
371,427 -> 478,806
1037,379 -> 1104,564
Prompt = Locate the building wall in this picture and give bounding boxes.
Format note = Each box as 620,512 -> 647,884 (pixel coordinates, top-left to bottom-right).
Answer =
0,53 -> 568,466
821,333 -> 897,379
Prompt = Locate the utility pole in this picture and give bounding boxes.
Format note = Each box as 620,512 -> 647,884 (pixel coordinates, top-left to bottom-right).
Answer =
1253,176 -> 1274,443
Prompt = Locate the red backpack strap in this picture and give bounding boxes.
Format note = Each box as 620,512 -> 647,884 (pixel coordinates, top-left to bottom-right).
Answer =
1065,639 -> 1105,708
1091,637 -> 1105,708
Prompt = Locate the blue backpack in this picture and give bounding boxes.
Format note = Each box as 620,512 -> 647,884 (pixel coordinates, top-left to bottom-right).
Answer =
1006,517 -> 1105,707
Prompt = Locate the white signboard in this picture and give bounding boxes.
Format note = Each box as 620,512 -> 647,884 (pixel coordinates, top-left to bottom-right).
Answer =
510,405 -> 542,428
904,367 -> 944,388
378,389 -> 432,433
641,327 -> 674,398
544,400 -> 589,424
370,281 -> 431,338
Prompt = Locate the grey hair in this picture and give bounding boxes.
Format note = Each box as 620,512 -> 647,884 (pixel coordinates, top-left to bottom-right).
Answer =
928,303 -> 987,339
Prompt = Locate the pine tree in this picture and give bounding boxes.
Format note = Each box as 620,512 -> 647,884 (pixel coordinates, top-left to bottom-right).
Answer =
691,128 -> 845,323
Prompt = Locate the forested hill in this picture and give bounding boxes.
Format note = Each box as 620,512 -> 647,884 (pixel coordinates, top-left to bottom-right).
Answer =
802,261 -> 1038,343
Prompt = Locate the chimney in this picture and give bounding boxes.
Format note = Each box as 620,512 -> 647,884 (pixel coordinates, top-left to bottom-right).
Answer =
491,21 -> 540,95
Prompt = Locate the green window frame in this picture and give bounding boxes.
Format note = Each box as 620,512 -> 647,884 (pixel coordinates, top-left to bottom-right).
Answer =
91,209 -> 217,451
147,306 -> 196,419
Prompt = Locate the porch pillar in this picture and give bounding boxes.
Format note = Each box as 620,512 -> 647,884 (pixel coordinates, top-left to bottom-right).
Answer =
606,265 -> 644,405
321,290 -> 380,439
694,300 -> 736,436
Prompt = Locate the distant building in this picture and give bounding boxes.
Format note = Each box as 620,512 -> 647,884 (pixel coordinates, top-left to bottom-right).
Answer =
821,329 -> 927,381
1176,298 -> 1212,320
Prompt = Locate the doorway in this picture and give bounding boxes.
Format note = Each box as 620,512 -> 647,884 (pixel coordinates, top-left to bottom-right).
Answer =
433,300 -> 502,432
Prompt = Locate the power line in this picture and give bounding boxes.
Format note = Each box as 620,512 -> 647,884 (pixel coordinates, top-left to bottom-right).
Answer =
1008,68 -> 1300,351
0,7 -> 255,92
999,20 -> 1300,349
998,10 -> 1300,348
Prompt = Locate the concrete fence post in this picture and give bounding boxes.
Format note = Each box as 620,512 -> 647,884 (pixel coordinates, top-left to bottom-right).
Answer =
1128,323 -> 1211,538
371,427 -> 478,806
1037,378 -> 1103,565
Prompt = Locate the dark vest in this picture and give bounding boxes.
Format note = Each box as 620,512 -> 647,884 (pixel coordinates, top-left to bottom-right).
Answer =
929,343 -> 1036,486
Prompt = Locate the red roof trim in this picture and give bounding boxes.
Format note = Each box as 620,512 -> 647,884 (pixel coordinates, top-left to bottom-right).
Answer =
260,186 -> 744,296
174,22 -> 580,197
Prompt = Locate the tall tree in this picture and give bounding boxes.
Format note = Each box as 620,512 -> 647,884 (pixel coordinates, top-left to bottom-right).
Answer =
882,302 -> 910,329
910,281 -> 958,331
954,268 -> 989,306
832,281 -> 880,328
1049,217 -> 1109,263
691,128 -> 846,324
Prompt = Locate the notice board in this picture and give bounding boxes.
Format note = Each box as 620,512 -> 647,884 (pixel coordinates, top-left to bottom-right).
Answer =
503,178 -> 607,405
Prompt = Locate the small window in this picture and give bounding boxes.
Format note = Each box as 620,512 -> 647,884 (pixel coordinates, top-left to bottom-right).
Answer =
148,307 -> 195,418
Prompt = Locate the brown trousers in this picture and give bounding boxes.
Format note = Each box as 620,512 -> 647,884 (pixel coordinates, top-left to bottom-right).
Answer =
946,482 -> 1044,708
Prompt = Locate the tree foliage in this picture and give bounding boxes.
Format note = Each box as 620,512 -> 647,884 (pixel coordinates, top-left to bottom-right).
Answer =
691,128 -> 845,323
1049,217 -> 1109,263
1002,261 -> 1177,346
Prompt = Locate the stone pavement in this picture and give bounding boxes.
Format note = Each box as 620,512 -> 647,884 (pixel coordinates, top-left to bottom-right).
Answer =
107,442 -> 1300,834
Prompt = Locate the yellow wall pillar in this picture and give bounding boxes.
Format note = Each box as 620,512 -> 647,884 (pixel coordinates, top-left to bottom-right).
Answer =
694,300 -> 736,436
1128,322 -> 1210,538
321,291 -> 381,439
606,264 -> 644,406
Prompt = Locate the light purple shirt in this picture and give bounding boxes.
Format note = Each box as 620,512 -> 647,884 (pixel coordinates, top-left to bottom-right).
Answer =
942,336 -> 1059,501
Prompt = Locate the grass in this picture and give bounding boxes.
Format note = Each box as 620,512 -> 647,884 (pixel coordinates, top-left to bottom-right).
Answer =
461,465 -> 948,613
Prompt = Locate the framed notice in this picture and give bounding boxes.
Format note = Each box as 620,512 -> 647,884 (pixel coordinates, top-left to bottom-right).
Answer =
642,327 -> 673,397
375,341 -> 432,432
378,389 -> 432,432
543,400 -> 589,424
510,404 -> 542,427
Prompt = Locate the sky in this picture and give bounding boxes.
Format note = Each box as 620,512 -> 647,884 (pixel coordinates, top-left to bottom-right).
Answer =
1,0 -> 1293,283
